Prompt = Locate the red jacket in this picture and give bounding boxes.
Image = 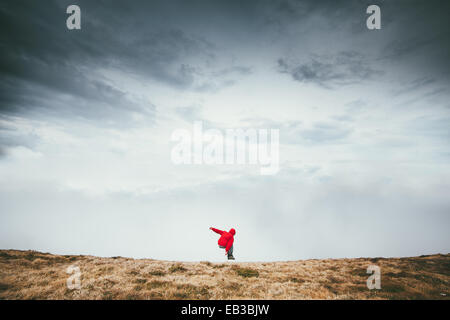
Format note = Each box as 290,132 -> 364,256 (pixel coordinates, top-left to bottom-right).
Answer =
211,227 -> 235,253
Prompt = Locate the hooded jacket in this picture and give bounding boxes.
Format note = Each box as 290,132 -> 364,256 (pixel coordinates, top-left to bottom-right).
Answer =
211,227 -> 235,253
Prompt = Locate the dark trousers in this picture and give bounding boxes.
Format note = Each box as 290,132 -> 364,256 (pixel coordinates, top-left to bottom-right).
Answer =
219,245 -> 233,257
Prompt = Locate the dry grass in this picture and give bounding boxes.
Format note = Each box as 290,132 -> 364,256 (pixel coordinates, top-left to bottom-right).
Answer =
0,250 -> 448,300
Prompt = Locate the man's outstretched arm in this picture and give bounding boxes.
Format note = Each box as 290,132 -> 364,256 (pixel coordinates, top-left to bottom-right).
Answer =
210,227 -> 224,235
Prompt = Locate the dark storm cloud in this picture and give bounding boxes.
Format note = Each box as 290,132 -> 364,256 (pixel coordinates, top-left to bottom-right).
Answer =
379,1 -> 450,60
1,0 -> 449,125
379,1 -> 450,85
0,0 -> 259,155
0,0 -> 251,124
274,1 -> 450,89
273,0 -> 450,73
0,0 -> 161,125
265,0 -> 397,39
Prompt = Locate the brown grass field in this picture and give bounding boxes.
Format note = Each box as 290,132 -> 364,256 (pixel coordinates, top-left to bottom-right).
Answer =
0,249 -> 448,300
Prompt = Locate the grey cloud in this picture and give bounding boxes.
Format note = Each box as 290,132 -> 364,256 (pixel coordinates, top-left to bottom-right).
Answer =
1,73 -> 156,128
296,122 -> 352,144
264,0 -> 370,35
331,114 -> 353,122
278,51 -> 381,88
175,105 -> 202,122
391,77 -> 450,111
408,116 -> 450,142
345,99 -> 367,113
195,66 -> 253,92
239,117 -> 301,129
382,36 -> 438,61
377,1 -> 450,83
391,77 -> 436,97
241,117 -> 351,145
116,29 -> 216,89
0,120 -> 39,157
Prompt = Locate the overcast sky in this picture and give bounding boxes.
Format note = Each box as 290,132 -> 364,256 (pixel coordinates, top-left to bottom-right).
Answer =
0,0 -> 449,261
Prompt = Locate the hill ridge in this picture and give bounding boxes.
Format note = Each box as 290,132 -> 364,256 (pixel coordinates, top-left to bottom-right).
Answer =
0,249 -> 448,299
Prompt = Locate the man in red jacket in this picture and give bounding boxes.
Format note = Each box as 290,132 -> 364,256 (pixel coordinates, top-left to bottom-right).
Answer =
210,227 -> 235,260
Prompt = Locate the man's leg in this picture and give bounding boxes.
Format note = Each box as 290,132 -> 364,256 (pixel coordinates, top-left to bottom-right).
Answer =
219,245 -> 234,259
227,245 -> 234,259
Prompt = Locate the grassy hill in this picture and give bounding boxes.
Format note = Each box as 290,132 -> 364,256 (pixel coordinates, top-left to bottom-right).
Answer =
0,249 -> 448,299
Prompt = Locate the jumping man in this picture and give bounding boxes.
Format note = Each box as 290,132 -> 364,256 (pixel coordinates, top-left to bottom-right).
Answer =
209,227 -> 235,260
